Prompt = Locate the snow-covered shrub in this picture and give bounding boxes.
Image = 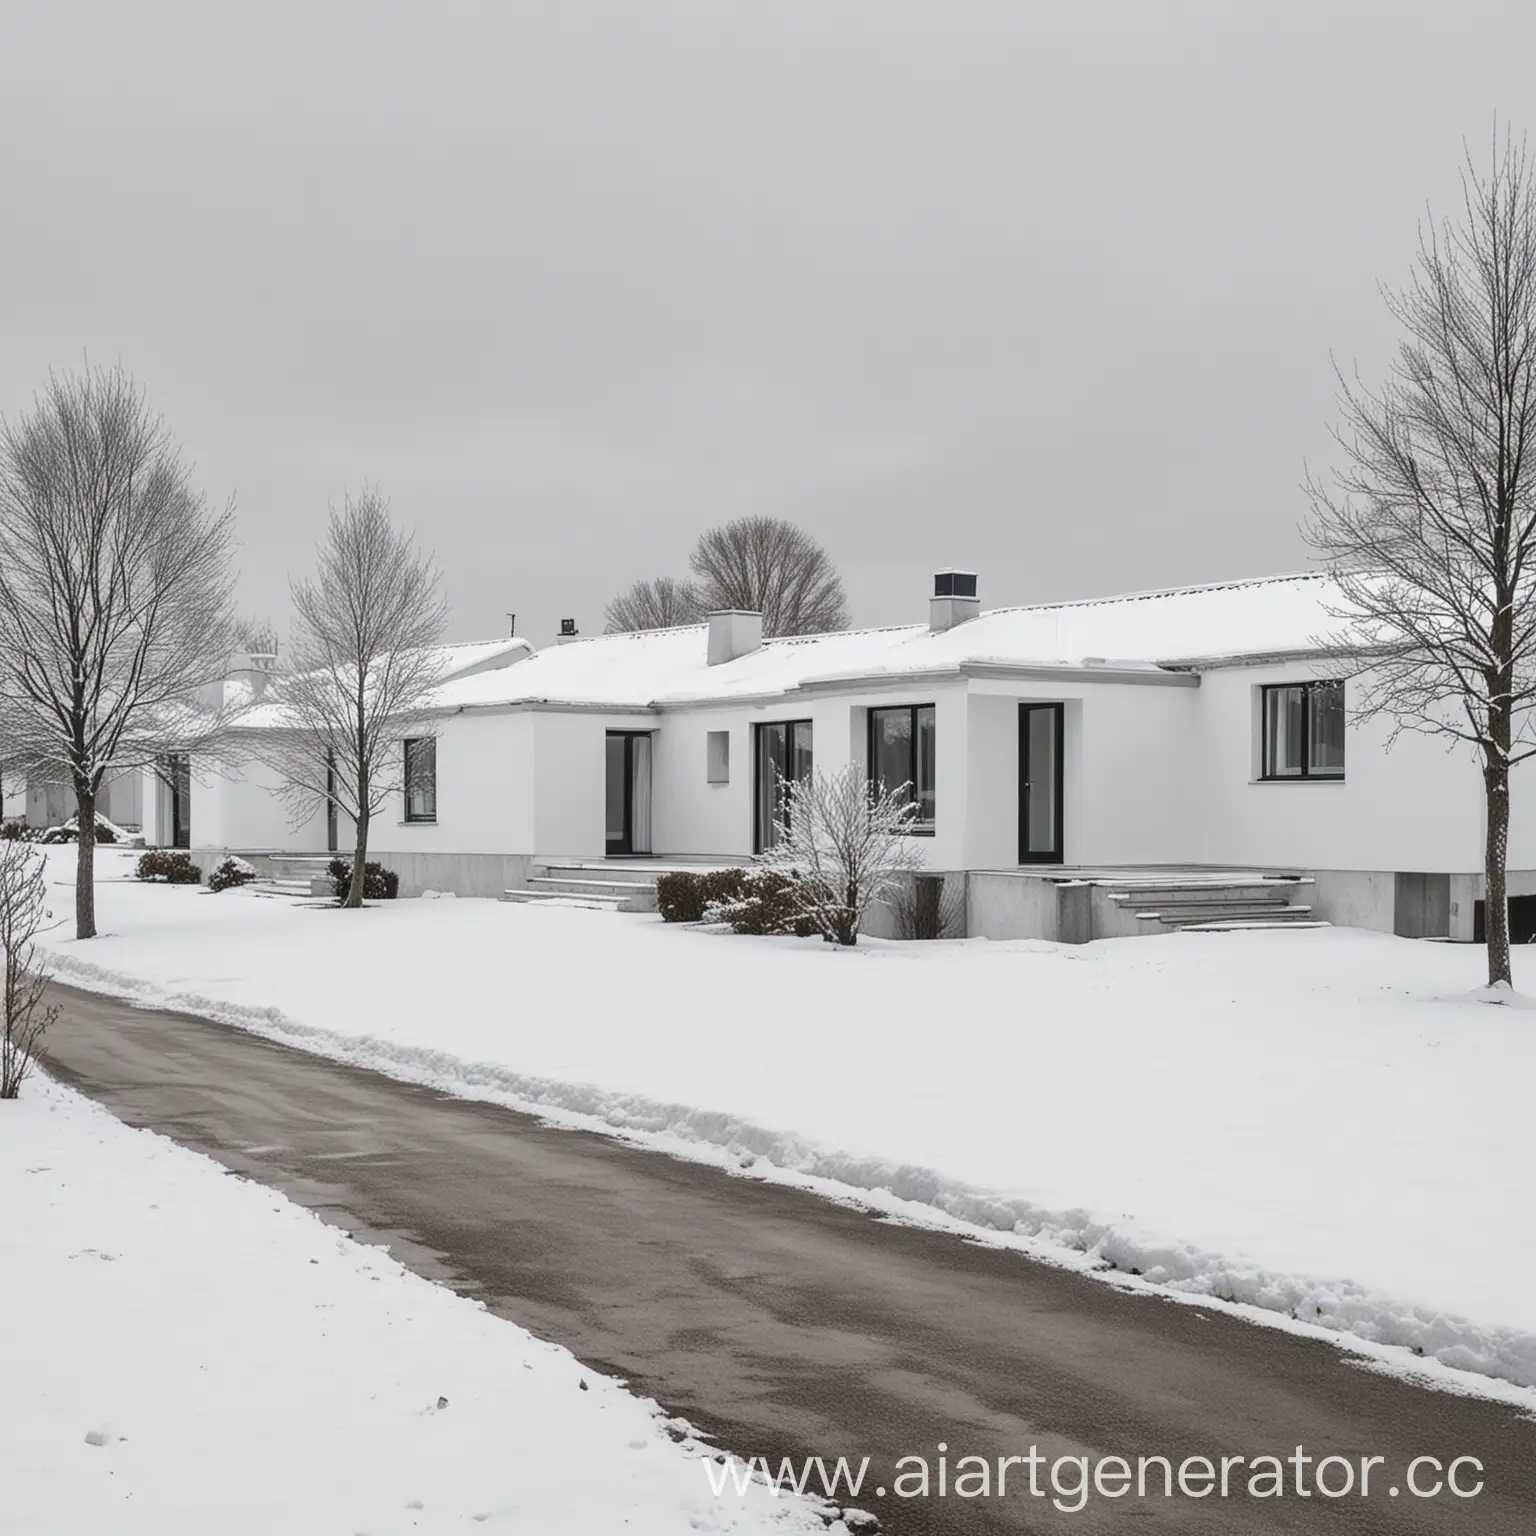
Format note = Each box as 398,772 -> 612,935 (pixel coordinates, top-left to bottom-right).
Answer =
0,819 -> 25,841
39,813 -> 127,846
656,867 -> 746,923
753,764 -> 927,945
136,849 -> 201,884
327,857 -> 399,902
208,855 -> 257,893
656,870 -> 703,923
707,870 -> 823,937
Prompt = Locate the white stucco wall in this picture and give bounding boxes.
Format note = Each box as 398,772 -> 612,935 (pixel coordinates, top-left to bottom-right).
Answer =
1188,664 -> 1484,872
531,709 -> 660,859
963,676 -> 1199,868
651,706 -> 753,857
648,684 -> 968,866
370,710 -> 537,857
189,753 -> 328,852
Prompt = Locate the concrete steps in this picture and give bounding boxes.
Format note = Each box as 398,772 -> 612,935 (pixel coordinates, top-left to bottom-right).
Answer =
501,888 -> 631,912
1106,874 -> 1324,933
501,862 -> 669,913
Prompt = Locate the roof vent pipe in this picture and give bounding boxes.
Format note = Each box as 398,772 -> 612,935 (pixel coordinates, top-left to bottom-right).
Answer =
930,570 -> 979,633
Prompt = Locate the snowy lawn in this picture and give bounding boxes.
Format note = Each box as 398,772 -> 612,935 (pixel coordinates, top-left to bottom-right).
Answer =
36,849 -> 1536,1394
0,1074 -> 835,1535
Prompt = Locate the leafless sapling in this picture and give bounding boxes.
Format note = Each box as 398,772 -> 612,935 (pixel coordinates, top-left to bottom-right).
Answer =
755,762 -> 926,945
1,840 -> 60,1099
0,367 -> 238,939
1306,137 -> 1536,991
266,489 -> 448,908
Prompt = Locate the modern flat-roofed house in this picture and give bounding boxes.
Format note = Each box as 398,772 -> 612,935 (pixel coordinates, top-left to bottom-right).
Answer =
173,570 -> 1528,942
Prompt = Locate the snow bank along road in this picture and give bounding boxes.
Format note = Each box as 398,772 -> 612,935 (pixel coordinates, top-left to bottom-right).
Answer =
42,982 -> 1536,1536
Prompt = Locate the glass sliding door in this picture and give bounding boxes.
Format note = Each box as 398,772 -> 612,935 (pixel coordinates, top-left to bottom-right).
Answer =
630,733 -> 652,854
605,731 -> 654,856
754,720 -> 812,850
1018,703 -> 1063,864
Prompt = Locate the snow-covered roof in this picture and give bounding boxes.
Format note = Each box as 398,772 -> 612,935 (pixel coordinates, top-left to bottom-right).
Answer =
229,636 -> 533,729
432,573 -> 1348,713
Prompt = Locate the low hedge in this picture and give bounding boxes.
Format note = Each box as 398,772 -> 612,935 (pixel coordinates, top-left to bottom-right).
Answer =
136,849 -> 201,884
328,857 -> 399,901
655,867 -> 748,923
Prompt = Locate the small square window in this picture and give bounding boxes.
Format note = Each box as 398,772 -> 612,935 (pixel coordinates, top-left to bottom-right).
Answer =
706,730 -> 730,784
1260,682 -> 1344,780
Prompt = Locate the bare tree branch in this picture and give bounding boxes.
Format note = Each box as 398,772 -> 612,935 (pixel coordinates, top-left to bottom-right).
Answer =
1305,133 -> 1536,989
234,614 -> 282,658
258,488 -> 448,908
603,575 -> 703,633
1,840 -> 61,1099
0,366 -> 238,938
689,516 -> 850,637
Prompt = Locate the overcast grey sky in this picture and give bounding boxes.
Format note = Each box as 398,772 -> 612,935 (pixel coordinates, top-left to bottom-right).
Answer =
0,1 -> 1527,643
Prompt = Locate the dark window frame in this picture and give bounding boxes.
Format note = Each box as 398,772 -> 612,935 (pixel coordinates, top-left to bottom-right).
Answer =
1260,681 -> 1345,781
403,736 -> 438,823
752,719 -> 813,853
866,703 -> 937,835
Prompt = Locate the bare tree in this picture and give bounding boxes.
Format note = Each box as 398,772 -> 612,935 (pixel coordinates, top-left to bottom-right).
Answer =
1306,138 -> 1536,991
1,840 -> 60,1099
689,516 -> 850,636
755,762 -> 925,945
234,614 -> 282,658
265,489 -> 448,908
603,575 -> 703,633
0,367 -> 237,939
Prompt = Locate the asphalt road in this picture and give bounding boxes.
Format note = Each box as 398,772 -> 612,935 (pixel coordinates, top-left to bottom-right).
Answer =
40,981 -> 1536,1535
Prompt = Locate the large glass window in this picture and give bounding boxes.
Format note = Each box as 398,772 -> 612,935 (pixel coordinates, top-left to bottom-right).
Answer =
403,736 -> 437,821
868,704 -> 936,832
1261,682 -> 1344,779
754,720 -> 812,850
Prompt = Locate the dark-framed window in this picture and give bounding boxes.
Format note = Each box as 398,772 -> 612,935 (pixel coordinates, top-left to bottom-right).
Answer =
754,720 -> 812,851
1260,681 -> 1344,779
403,736 -> 437,822
868,704 -> 936,832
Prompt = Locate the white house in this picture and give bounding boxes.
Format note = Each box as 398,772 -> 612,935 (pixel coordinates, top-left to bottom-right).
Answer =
175,570 -> 1531,942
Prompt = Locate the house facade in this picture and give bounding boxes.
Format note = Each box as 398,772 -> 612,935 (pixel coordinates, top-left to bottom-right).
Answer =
176,571 -> 1530,942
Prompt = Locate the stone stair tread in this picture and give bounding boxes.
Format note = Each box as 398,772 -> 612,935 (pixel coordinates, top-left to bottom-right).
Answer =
1135,902 -> 1312,919
502,889 -> 628,911
1178,918 -> 1333,932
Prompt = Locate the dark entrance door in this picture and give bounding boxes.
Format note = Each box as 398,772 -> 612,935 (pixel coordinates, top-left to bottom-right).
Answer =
1018,703 -> 1064,864
325,754 -> 339,853
165,754 -> 192,849
605,732 -> 653,856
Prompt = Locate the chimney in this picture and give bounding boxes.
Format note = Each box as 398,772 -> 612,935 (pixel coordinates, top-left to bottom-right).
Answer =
707,609 -> 763,665
556,618 -> 580,645
227,650 -> 279,703
929,570 -> 979,633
